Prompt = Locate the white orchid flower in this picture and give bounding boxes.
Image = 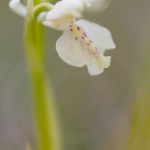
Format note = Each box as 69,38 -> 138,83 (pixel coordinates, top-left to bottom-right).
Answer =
9,0 -> 115,75
43,0 -> 115,75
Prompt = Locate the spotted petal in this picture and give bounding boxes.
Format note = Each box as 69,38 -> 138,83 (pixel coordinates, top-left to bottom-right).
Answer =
56,20 -> 111,75
77,19 -> 116,50
56,30 -> 85,67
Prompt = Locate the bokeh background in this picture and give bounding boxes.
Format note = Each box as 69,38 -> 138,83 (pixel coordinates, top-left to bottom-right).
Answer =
1,0 -> 150,149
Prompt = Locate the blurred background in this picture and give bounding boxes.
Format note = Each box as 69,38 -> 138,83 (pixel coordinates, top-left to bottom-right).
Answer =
1,0 -> 150,149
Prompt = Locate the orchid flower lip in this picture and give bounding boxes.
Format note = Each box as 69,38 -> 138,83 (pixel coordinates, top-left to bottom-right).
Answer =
54,19 -> 115,75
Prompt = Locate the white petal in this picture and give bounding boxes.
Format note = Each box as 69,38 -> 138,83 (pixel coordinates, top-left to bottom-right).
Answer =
56,21 -> 111,75
9,0 -> 26,17
56,30 -> 85,67
77,19 -> 116,50
86,55 -> 111,76
44,0 -> 84,30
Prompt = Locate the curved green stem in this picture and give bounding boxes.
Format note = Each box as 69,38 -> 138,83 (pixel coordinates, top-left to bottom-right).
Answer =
24,0 -> 62,150
33,2 -> 54,19
34,0 -> 51,5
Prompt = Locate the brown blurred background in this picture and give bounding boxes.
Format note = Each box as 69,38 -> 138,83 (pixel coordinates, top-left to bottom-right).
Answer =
0,0 -> 150,150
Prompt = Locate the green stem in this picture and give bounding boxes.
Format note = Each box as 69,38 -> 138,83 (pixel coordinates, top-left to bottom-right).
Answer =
24,0 -> 62,150
126,91 -> 143,150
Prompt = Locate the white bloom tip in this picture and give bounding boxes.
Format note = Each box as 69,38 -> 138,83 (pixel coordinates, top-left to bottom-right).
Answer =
37,11 -> 48,22
42,21 -> 48,26
9,0 -> 20,8
9,0 -> 26,18
55,19 -> 115,76
103,56 -> 111,68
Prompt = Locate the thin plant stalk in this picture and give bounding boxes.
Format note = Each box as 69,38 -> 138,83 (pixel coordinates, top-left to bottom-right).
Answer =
24,0 -> 62,150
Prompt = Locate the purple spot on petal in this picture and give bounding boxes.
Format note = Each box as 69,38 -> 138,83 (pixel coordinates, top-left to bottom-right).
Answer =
82,37 -> 84,39
70,29 -> 73,32
75,37 -> 78,40
95,47 -> 100,53
90,40 -> 92,43
77,27 -> 80,30
83,33 -> 87,37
